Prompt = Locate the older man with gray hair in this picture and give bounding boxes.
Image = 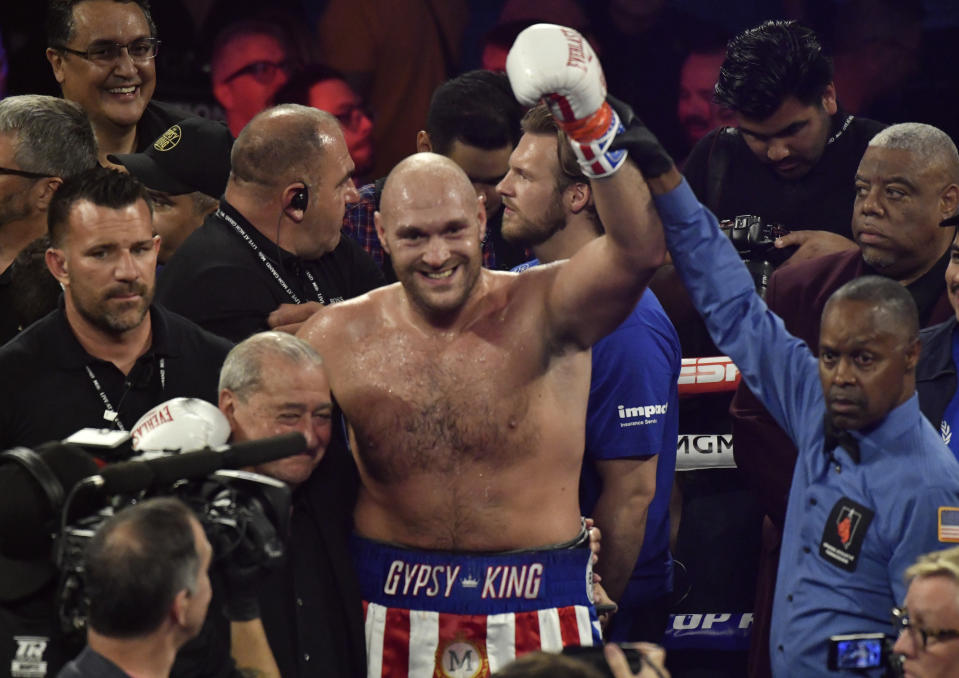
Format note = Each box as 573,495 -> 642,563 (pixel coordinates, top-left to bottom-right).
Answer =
216,331 -> 365,677
0,94 -> 97,342
731,121 -> 959,677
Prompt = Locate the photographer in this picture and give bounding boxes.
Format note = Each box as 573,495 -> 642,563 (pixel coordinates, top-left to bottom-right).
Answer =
57,498 -> 211,678
683,19 -> 885,264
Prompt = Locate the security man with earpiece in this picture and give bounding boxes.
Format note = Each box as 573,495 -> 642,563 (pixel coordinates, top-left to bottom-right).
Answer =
156,104 -> 385,342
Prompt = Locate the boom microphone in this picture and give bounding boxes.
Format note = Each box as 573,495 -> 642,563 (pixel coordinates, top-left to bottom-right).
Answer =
220,433 -> 309,468
85,432 -> 307,495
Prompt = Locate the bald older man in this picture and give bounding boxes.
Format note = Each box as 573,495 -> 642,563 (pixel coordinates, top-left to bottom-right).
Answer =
298,122 -> 667,673
156,104 -> 384,341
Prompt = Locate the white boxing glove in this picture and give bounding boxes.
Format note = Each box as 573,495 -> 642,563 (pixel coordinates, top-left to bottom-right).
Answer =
130,397 -> 231,452
506,23 -> 626,177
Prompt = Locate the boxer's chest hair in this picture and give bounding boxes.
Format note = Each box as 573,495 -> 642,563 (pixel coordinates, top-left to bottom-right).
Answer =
342,327 -> 542,484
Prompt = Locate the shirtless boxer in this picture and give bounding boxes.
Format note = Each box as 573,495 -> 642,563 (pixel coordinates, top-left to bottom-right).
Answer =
299,24 -> 672,677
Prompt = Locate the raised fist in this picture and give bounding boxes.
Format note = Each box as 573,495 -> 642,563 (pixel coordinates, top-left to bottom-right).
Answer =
507,23 -> 626,177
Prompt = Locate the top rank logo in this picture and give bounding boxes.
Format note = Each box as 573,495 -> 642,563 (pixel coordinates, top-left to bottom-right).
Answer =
11,636 -> 48,678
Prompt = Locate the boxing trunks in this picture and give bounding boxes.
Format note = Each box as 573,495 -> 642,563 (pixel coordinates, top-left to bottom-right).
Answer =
351,528 -> 601,678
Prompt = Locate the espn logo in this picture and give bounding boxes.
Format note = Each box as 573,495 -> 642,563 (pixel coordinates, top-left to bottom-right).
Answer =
678,357 -> 741,395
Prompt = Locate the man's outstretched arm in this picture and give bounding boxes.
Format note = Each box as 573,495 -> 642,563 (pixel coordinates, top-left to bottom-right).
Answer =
651,176 -> 821,441
505,25 -> 669,349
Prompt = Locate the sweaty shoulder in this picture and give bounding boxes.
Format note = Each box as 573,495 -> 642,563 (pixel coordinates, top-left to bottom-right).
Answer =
298,283 -> 395,350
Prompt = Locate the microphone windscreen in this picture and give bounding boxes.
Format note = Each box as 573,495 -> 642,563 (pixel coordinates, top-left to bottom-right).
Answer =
222,432 -> 306,468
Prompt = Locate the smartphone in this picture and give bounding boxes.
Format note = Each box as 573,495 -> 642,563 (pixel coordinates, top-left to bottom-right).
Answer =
562,645 -> 644,678
828,633 -> 886,670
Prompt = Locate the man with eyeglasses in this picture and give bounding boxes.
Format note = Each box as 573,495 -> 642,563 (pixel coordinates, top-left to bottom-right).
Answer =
210,20 -> 297,138
893,546 -> 959,677
44,0 -> 187,167
0,94 -> 98,345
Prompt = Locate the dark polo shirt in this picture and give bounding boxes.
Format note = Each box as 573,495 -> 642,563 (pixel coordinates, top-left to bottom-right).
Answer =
156,200 -> 385,342
683,112 -> 887,238
0,302 -> 232,451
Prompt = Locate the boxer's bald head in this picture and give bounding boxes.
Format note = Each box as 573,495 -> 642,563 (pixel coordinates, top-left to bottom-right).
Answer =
376,153 -> 487,321
380,153 -> 478,216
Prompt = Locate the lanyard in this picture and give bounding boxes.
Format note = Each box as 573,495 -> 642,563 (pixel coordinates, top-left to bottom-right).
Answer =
217,208 -> 327,305
825,115 -> 853,147
85,358 -> 165,431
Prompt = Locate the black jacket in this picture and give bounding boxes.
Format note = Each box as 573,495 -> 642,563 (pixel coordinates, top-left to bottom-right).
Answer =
917,316 -> 958,430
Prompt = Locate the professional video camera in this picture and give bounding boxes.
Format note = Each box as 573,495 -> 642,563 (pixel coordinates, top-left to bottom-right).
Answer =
719,215 -> 794,297
56,466 -> 292,637
0,399 -> 305,642
828,633 -> 902,677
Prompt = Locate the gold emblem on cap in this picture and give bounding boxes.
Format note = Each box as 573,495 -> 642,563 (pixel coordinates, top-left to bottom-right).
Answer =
154,125 -> 182,152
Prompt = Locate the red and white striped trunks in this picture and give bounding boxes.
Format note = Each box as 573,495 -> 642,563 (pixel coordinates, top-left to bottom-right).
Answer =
351,533 -> 602,678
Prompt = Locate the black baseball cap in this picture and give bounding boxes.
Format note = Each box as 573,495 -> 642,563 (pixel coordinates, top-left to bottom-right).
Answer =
109,116 -> 233,199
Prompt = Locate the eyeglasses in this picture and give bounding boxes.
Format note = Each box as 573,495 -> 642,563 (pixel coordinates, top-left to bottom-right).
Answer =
333,104 -> 371,132
223,60 -> 291,84
892,607 -> 959,650
0,166 -> 53,180
54,38 -> 160,65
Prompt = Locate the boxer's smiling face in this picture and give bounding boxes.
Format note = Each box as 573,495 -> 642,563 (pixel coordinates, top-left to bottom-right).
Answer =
377,163 -> 487,319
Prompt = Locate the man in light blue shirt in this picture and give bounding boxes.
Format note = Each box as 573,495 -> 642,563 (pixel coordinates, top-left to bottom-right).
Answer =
640,143 -> 959,675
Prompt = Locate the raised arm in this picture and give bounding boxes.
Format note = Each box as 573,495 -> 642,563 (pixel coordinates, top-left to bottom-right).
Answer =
651,176 -> 822,440
506,25 -> 669,349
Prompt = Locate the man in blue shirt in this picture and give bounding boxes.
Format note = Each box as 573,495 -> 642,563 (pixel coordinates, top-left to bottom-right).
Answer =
498,103 -> 681,642
640,142 -> 959,674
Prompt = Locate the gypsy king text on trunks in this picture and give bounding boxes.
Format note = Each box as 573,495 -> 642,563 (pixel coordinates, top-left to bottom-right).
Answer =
383,561 -> 545,600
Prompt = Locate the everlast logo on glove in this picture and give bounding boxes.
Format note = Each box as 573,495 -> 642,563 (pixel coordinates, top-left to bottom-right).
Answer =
820,497 -> 874,571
